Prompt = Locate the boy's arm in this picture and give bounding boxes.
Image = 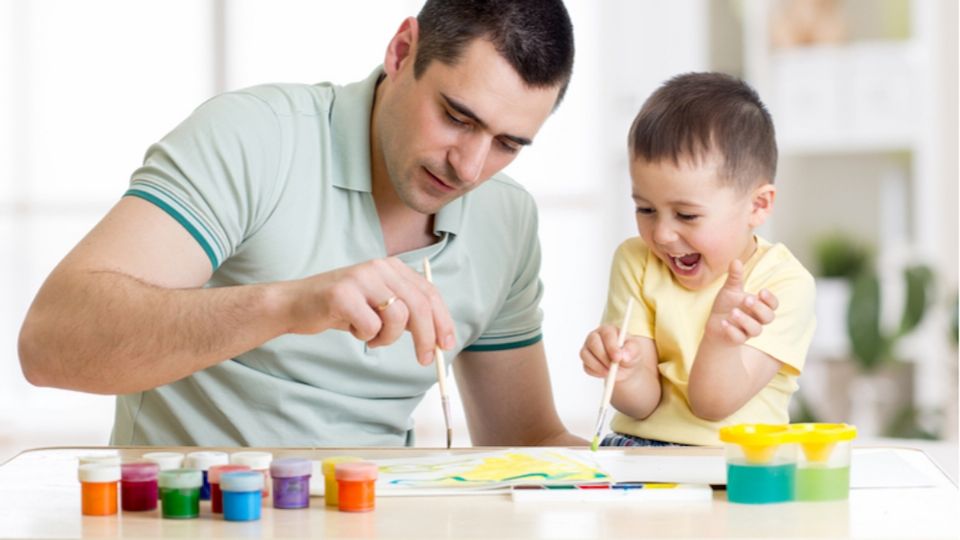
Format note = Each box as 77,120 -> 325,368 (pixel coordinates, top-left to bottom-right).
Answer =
582,326 -> 661,420
687,260 -> 783,421
609,335 -> 662,420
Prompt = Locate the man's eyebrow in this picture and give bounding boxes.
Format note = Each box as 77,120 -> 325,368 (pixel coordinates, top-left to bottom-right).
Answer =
442,93 -> 533,146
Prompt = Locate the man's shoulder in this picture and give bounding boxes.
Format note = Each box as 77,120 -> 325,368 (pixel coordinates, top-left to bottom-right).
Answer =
471,172 -> 536,206
223,82 -> 337,118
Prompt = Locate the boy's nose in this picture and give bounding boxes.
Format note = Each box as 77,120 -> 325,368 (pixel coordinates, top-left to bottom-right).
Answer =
652,219 -> 677,245
449,134 -> 490,186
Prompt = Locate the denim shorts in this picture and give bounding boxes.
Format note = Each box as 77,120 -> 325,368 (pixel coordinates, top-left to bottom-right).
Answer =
600,432 -> 691,447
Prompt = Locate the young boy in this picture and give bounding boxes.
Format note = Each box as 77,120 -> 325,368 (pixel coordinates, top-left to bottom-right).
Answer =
580,72 -> 816,446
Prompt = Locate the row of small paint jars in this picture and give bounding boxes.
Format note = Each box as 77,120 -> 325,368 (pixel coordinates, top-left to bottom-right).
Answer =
718,423 -> 857,504
78,451 -> 378,519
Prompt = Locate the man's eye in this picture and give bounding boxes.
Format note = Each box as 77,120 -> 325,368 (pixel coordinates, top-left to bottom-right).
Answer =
497,139 -> 520,154
635,207 -> 654,215
445,112 -> 467,126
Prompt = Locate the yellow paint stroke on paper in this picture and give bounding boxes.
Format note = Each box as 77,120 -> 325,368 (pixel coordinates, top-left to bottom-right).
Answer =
380,449 -> 609,488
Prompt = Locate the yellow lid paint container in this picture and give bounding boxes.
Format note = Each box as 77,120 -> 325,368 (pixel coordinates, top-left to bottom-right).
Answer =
719,424 -> 797,504
322,456 -> 362,506
789,423 -> 857,501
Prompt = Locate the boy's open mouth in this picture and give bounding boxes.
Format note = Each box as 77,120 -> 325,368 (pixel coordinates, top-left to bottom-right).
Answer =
670,253 -> 701,273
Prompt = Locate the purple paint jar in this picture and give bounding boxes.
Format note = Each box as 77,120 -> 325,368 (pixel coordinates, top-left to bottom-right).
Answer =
270,457 -> 312,509
120,461 -> 160,511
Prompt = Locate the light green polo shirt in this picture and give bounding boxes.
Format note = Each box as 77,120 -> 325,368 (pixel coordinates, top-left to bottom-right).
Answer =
112,68 -> 545,447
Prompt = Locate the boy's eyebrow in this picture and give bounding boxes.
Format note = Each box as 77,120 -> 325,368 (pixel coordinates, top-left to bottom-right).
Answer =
631,194 -> 706,208
441,93 -> 533,147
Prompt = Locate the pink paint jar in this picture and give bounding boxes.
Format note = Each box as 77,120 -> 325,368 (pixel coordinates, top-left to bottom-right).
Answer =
120,461 -> 160,512
208,464 -> 250,514
230,451 -> 273,500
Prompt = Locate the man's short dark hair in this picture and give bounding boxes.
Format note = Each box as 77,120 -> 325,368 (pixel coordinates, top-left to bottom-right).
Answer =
415,0 -> 575,105
629,72 -> 778,190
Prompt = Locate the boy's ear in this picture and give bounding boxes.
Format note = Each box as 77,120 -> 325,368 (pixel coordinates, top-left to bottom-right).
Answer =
384,17 -> 419,80
748,183 -> 776,228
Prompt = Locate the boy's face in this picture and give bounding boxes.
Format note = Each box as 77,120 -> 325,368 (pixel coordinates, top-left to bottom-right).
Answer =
376,30 -> 560,214
630,153 -> 774,291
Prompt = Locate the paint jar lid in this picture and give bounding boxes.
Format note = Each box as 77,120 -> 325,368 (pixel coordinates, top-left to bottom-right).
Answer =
158,468 -> 203,489
270,457 -> 313,478
787,423 -> 857,443
220,470 -> 265,492
79,454 -> 121,466
142,452 -> 185,471
208,464 -> 250,484
322,456 -> 362,476
230,451 -> 273,470
335,461 -> 378,482
78,463 -> 121,483
121,461 -> 160,482
185,451 -> 229,471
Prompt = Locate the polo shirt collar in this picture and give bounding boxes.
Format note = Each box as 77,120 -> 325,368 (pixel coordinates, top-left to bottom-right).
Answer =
329,66 -> 463,236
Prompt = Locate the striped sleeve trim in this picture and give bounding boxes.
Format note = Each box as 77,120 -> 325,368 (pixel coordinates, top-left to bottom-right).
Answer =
124,188 -> 220,270
463,333 -> 542,352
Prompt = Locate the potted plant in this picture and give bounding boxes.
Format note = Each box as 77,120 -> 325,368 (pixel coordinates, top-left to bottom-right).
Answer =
842,263 -> 934,436
810,232 -> 871,358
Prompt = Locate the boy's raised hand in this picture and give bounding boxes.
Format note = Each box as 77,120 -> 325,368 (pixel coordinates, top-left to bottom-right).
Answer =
580,325 -> 645,381
706,259 -> 779,345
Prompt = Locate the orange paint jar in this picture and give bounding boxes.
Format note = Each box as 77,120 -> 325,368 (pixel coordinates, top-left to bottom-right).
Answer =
78,463 -> 121,516
334,461 -> 378,512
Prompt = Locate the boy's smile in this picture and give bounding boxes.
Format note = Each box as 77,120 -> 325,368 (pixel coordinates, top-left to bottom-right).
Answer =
630,153 -> 773,291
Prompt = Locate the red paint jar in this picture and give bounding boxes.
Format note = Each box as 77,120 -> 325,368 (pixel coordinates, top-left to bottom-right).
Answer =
208,464 -> 250,514
121,461 -> 160,512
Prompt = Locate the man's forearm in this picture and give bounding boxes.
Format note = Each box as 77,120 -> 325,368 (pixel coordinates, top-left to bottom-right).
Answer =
19,269 -> 292,394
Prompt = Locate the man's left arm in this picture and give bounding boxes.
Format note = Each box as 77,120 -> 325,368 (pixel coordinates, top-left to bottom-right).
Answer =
454,341 -> 587,446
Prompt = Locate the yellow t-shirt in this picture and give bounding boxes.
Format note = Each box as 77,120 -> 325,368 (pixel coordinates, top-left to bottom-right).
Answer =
603,236 -> 816,446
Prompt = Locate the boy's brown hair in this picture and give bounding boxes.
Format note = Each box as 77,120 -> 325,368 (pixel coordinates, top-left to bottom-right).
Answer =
629,72 -> 777,191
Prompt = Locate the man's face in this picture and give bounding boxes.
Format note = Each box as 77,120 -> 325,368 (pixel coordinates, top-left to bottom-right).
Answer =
376,37 -> 560,214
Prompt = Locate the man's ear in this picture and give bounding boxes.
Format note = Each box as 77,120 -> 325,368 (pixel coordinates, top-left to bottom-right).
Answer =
384,17 -> 419,79
748,183 -> 776,228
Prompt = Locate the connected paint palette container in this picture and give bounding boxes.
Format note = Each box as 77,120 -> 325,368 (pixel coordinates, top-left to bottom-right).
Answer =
720,422 -> 857,504
720,424 -> 797,504
789,423 -> 857,501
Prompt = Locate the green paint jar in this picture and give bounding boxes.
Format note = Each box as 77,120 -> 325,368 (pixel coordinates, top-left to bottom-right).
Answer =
158,469 -> 202,519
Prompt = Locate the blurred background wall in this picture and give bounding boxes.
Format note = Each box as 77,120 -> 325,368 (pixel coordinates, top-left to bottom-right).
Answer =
1,0 -> 956,460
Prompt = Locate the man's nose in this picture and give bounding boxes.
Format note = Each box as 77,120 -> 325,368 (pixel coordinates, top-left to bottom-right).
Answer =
449,134 -> 491,186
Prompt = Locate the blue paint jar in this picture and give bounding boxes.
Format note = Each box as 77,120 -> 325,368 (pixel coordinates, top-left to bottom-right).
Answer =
221,471 -> 265,522
184,451 -> 228,501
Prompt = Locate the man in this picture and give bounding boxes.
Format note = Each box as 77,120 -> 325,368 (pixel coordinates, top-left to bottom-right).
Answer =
19,0 -> 583,447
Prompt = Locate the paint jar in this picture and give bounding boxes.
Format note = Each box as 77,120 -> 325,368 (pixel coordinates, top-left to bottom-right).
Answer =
78,463 -> 121,516
120,461 -> 159,512
185,451 -> 229,500
322,456 -> 361,506
158,469 -> 202,519
208,464 -> 250,514
719,424 -> 797,504
79,454 -> 122,467
230,451 -> 273,500
335,461 -> 378,512
142,452 -> 185,471
221,471 -> 265,522
789,423 -> 857,501
270,457 -> 312,509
